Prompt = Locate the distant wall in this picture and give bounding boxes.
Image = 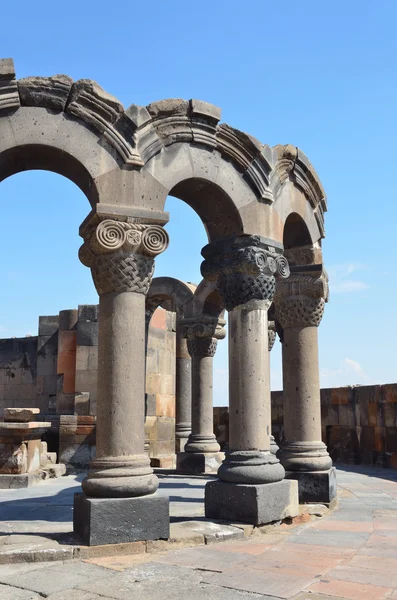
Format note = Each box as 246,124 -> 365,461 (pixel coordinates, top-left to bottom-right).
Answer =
215,384 -> 397,469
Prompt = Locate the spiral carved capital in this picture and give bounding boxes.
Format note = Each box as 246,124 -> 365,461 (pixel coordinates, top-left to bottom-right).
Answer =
181,318 -> 226,358
275,269 -> 328,328
201,239 -> 290,311
79,219 -> 169,295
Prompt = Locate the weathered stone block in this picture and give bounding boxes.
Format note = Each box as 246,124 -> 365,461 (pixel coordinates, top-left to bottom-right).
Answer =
0,472 -> 44,489
284,467 -> 337,503
145,393 -> 156,416
38,316 -> 59,337
205,479 -> 299,525
73,492 -> 169,545
77,322 -> 98,346
177,451 -> 223,474
4,407 -> 40,422
75,346 -> 90,371
156,394 -> 175,417
74,392 -> 90,416
78,304 -> 99,322
156,417 -> 175,442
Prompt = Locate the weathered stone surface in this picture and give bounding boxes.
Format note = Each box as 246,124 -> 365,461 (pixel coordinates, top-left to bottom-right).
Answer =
0,583 -> 42,599
4,408 -> 40,423
18,75 -> 73,111
0,58 -> 20,112
205,479 -> 299,525
0,472 -> 44,489
285,467 -> 337,504
73,492 -> 170,545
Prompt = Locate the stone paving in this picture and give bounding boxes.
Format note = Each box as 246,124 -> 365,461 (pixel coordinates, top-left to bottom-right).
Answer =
0,466 -> 397,599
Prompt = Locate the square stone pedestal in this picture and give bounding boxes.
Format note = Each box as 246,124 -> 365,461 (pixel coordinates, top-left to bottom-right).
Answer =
73,492 -> 170,546
177,451 -> 224,474
285,467 -> 337,504
205,479 -> 299,525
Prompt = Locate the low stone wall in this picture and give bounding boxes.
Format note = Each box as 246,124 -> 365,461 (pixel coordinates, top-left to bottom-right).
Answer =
214,384 -> 397,469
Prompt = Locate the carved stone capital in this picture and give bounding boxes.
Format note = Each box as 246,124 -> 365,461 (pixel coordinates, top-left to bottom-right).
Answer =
275,267 -> 328,328
181,317 -> 226,358
201,237 -> 290,311
268,320 -> 276,351
79,219 -> 169,295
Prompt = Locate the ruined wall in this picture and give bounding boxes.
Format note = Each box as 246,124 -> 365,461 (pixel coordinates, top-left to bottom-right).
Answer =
0,337 -> 38,412
214,384 -> 397,469
0,305 -> 176,471
145,308 -> 176,468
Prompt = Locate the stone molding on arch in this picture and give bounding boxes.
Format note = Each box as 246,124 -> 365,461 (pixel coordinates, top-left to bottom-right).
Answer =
0,57 -> 327,245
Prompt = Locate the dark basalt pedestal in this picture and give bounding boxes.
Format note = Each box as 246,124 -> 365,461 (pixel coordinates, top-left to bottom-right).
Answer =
73,492 -> 169,546
284,467 -> 337,504
205,479 -> 299,525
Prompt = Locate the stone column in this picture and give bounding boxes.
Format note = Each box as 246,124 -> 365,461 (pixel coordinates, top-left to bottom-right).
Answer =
177,318 -> 225,473
174,328 -> 192,453
267,320 -> 279,455
201,237 -> 299,525
73,217 -> 170,545
275,265 -> 335,503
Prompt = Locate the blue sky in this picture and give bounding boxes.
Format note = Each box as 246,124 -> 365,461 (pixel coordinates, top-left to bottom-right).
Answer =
1,1 -> 396,404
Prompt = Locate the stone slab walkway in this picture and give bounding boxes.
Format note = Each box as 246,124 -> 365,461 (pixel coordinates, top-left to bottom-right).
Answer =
0,466 -> 397,599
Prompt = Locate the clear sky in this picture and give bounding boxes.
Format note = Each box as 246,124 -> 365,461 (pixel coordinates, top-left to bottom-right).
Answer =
1,1 -> 396,405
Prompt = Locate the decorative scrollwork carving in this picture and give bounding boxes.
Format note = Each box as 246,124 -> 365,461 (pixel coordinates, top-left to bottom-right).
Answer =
79,218 -> 169,295
181,318 -> 226,358
268,320 -> 276,351
201,237 -> 290,311
275,268 -> 328,328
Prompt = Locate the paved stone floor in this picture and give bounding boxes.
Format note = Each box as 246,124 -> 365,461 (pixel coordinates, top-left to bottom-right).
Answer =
1,466 -> 397,599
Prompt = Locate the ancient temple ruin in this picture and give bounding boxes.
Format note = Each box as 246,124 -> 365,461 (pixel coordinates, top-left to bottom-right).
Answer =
0,57 -> 332,545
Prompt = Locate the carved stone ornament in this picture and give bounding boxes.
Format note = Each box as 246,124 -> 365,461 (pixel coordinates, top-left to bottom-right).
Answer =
181,318 -> 226,359
268,320 -> 277,351
275,268 -> 329,328
79,219 -> 169,295
201,237 -> 290,311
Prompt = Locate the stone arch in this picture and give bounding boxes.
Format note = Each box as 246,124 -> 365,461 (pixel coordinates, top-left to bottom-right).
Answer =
146,277 -> 196,316
0,60 -> 134,208
268,144 -> 327,248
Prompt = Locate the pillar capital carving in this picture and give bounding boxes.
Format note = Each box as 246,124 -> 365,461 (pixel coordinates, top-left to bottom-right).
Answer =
275,266 -> 328,328
268,320 -> 276,351
181,317 -> 226,358
79,218 -> 169,295
201,236 -> 290,311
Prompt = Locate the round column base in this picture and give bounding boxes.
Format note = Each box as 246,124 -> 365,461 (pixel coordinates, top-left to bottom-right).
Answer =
184,434 -> 220,453
175,423 -> 192,440
218,450 -> 285,484
82,455 -> 159,498
277,441 -> 332,472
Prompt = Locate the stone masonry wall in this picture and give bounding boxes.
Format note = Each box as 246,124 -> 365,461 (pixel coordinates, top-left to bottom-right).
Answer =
145,308 -> 176,468
214,384 -> 397,469
0,305 -> 176,471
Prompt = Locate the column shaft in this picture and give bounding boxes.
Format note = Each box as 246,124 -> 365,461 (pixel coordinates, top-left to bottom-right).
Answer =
219,300 -> 284,484
175,334 -> 192,448
96,292 -> 145,459
229,301 -> 270,451
282,325 -> 322,444
192,355 -> 214,440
